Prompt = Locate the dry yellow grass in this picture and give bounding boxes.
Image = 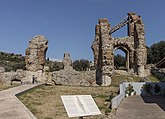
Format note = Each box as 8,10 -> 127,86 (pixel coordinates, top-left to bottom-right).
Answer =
17,85 -> 119,119
0,84 -> 20,91
111,74 -> 159,87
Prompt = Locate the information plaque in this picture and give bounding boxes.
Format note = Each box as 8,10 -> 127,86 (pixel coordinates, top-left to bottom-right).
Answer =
61,95 -> 101,118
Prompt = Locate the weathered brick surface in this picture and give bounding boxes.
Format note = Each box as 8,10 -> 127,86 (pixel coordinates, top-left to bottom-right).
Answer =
91,13 -> 147,86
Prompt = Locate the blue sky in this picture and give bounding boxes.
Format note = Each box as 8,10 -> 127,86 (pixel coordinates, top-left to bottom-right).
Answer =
0,0 -> 164,61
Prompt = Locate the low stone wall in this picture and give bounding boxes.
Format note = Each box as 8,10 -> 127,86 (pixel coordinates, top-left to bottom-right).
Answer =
0,65 -> 96,86
0,67 -> 26,84
111,93 -> 124,109
111,84 -> 125,109
51,68 -> 96,86
0,67 -> 47,84
151,67 -> 165,81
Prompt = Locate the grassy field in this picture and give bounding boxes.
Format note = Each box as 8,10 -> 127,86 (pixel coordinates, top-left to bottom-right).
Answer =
17,85 -> 119,119
0,84 -> 20,91
111,74 -> 159,87
17,74 -> 159,119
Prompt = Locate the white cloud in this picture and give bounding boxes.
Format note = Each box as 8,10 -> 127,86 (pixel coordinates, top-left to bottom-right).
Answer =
48,58 -> 63,62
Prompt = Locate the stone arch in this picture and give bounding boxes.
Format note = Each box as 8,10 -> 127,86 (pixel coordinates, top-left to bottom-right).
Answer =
91,12 -> 147,86
113,37 -> 134,71
114,45 -> 130,71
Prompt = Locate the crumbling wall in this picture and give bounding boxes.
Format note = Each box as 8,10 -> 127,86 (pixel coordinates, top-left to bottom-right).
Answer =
51,70 -> 95,86
91,12 -> 148,86
24,35 -> 48,83
51,53 -> 96,86
0,67 -> 26,85
25,35 -> 48,72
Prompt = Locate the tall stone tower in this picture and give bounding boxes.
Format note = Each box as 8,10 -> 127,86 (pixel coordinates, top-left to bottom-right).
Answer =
128,13 -> 147,77
25,35 -> 48,72
91,18 -> 113,86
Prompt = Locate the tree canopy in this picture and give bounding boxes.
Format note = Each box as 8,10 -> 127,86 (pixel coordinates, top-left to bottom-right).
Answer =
114,54 -> 126,69
73,59 -> 90,71
147,41 -> 165,64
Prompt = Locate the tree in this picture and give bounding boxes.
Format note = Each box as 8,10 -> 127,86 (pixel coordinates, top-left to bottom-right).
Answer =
114,54 -> 126,69
147,46 -> 152,64
73,59 -> 90,71
147,41 -> 165,64
45,60 -> 64,72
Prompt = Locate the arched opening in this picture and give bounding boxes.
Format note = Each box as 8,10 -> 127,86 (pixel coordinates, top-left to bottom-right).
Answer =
114,46 -> 129,71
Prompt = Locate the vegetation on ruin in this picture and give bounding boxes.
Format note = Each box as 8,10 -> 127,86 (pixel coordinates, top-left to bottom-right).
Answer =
17,85 -> 118,119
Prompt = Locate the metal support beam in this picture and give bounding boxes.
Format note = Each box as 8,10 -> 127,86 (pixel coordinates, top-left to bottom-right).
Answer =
110,15 -> 132,35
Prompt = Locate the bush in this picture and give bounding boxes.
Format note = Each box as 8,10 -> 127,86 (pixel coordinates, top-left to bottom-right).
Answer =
154,84 -> 161,95
125,84 -> 135,95
142,84 -> 152,95
73,59 -> 90,71
147,41 -> 165,64
45,60 -> 64,72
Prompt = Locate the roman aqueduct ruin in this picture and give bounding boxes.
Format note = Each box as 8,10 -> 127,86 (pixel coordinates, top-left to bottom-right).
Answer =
91,12 -> 148,86
0,12 -> 152,86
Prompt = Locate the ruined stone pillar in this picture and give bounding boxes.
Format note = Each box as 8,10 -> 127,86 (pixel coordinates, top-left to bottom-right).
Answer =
63,53 -> 73,70
134,16 -> 147,77
126,51 -> 129,71
92,18 -> 113,86
100,19 -> 113,86
24,35 -> 48,83
128,13 -> 147,77
25,35 -> 48,72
